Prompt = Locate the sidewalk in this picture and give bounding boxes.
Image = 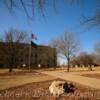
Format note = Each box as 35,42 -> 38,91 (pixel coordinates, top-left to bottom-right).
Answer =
40,70 -> 100,90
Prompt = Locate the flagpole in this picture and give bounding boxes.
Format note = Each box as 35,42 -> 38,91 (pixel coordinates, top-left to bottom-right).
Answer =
28,39 -> 31,72
29,33 -> 37,71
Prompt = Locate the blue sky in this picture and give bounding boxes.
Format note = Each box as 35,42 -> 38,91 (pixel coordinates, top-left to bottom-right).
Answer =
0,0 -> 100,54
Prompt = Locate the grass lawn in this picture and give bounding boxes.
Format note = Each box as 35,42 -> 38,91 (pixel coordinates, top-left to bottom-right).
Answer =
0,68 -> 100,99
0,78 -> 100,100
0,70 -> 56,90
0,68 -> 24,73
81,73 -> 100,79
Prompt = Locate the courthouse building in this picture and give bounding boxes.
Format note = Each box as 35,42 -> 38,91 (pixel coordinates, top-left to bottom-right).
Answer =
0,42 -> 57,68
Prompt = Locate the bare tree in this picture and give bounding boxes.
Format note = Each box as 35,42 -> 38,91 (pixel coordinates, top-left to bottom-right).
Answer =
94,41 -> 100,54
2,0 -> 100,28
80,52 -> 95,70
71,52 -> 95,71
50,32 -> 80,72
94,41 -> 100,65
4,28 -> 28,72
70,56 -> 80,67
1,0 -> 79,18
0,38 -> 4,42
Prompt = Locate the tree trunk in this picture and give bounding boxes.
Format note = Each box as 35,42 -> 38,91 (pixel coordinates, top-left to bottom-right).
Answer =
67,57 -> 70,72
9,66 -> 13,72
89,65 -> 92,71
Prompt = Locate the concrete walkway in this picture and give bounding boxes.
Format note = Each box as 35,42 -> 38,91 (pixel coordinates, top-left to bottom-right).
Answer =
40,70 -> 100,90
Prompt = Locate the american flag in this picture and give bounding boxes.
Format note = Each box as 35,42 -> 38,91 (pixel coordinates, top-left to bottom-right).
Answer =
31,33 -> 37,40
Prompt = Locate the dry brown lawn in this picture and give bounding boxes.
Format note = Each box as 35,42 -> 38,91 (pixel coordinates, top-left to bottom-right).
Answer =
0,69 -> 100,99
0,70 -> 56,90
0,79 -> 100,100
38,66 -> 100,72
0,68 -> 23,74
82,73 -> 100,79
0,67 -> 100,91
